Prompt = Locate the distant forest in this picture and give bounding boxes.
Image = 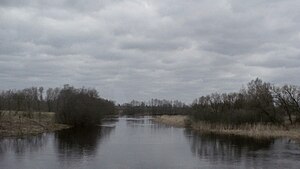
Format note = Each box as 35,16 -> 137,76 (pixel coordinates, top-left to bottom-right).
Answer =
120,99 -> 189,115
1,78 -> 300,126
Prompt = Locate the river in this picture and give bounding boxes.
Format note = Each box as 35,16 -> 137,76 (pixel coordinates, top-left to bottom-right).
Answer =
1,116 -> 299,169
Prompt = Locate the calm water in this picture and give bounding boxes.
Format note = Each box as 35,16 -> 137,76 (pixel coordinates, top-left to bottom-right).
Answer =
1,116 -> 300,169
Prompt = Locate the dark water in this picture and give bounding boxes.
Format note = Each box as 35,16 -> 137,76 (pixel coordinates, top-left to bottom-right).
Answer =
1,116 -> 300,169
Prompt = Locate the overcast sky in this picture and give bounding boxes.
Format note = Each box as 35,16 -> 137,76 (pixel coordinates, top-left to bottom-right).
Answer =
1,0 -> 300,103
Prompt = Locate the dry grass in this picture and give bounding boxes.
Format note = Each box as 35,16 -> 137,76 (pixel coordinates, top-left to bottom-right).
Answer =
191,121 -> 300,140
153,115 -> 188,127
0,111 -> 70,137
153,115 -> 300,141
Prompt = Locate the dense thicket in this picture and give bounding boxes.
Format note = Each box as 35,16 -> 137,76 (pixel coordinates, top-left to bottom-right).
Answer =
55,85 -> 115,126
0,85 -> 115,126
191,78 -> 300,125
121,99 -> 189,115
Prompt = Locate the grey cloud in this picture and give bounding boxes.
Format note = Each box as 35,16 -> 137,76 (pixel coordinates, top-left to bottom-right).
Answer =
1,0 -> 300,103
119,39 -> 190,51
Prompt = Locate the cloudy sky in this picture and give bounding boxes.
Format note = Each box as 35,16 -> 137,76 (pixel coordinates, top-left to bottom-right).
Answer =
1,0 -> 300,103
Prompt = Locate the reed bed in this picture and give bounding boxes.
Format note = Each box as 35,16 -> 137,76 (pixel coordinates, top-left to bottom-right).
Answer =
154,115 -> 300,140
153,115 -> 188,127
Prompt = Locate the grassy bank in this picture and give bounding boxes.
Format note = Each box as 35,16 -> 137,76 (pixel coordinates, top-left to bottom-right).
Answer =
0,111 -> 70,137
153,115 -> 300,140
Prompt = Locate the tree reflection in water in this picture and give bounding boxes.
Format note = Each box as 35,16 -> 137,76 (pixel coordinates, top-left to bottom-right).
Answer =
1,117 -> 299,169
55,126 -> 115,158
0,134 -> 48,155
184,129 -> 274,162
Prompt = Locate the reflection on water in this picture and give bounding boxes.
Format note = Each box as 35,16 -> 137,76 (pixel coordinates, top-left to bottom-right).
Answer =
0,134 -> 48,154
184,129 -> 300,168
55,126 -> 114,158
184,130 -> 273,166
0,116 -> 300,169
126,116 -> 155,128
185,130 -> 273,158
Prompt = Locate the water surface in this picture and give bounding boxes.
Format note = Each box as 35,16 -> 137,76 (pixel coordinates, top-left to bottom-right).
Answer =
1,116 -> 299,169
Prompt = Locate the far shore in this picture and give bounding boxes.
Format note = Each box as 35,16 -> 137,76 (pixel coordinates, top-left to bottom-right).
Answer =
0,111 -> 70,138
153,115 -> 300,141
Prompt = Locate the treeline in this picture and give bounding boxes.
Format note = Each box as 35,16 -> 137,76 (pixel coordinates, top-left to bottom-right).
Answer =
121,99 -> 189,115
0,85 -> 115,126
191,78 -> 300,125
0,87 -> 46,113
2,78 -> 300,127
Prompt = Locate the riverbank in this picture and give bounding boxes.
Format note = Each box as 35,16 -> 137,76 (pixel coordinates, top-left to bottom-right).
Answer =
0,111 -> 70,137
153,115 -> 300,140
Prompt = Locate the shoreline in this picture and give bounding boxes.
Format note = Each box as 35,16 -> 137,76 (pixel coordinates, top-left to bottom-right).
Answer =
0,111 -> 71,138
153,115 -> 300,141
